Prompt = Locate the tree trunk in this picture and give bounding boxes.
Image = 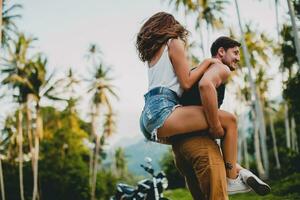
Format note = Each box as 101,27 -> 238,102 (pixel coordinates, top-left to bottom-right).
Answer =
234,0 -> 269,178
253,111 -> 265,178
284,103 -> 291,148
206,23 -> 211,55
197,16 -> 206,57
91,134 -> 100,200
89,148 -> 94,188
90,103 -> 101,200
291,116 -> 299,153
89,105 -> 96,188
242,125 -> 249,169
237,129 -> 242,163
0,0 -> 2,45
18,107 -> 25,200
275,0 -> 280,41
287,0 -> 300,66
26,95 -> 34,170
32,103 -> 42,200
0,156 -> 5,200
269,113 -> 281,169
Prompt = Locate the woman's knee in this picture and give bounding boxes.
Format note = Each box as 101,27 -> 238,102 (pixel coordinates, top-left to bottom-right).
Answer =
227,113 -> 238,126
220,112 -> 238,129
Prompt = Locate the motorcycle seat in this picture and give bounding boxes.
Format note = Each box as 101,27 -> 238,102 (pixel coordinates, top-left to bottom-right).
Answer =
117,183 -> 135,195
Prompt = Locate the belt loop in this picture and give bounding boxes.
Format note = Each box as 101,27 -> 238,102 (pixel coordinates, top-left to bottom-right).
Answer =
159,87 -> 163,93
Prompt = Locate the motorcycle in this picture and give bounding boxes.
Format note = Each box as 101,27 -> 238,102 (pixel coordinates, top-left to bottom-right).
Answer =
110,157 -> 170,200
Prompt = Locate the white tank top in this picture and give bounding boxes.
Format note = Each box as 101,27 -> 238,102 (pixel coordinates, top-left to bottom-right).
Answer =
148,41 -> 183,97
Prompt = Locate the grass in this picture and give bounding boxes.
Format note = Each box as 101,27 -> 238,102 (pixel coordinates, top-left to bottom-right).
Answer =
163,173 -> 300,200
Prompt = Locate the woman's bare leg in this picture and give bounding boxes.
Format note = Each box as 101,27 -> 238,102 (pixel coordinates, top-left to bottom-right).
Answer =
158,106 -> 213,137
158,107 -> 239,179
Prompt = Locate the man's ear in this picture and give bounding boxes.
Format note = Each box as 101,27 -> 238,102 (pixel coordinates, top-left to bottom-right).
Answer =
217,47 -> 225,57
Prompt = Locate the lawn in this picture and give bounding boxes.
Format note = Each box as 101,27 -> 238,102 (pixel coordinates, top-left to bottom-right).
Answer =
164,173 -> 300,200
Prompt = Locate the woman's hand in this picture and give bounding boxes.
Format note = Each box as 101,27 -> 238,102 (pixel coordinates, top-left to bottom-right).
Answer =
209,123 -> 225,139
201,58 -> 222,70
209,58 -> 222,65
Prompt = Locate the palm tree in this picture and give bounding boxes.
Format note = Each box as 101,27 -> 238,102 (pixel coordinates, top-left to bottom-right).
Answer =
0,0 -> 2,44
234,0 -> 270,178
235,72 -> 265,175
0,155 -> 5,200
287,0 -> 300,66
26,55 -> 66,200
85,44 -> 118,199
252,109 -> 266,177
85,44 -> 102,189
291,117 -> 299,152
64,69 -> 81,118
280,24 -> 299,150
114,147 -> 127,178
1,33 -> 35,200
267,107 -> 281,169
287,0 -> 300,153
88,62 -> 118,200
194,0 -> 228,48
0,123 -> 11,200
275,0 -> 293,152
255,65 -> 281,169
0,0 -> 22,48
168,0 -> 228,56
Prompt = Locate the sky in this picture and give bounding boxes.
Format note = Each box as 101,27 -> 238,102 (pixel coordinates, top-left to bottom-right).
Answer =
3,0 -> 289,149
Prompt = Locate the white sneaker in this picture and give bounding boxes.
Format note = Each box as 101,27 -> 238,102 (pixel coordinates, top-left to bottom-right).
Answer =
239,169 -> 271,196
227,173 -> 252,195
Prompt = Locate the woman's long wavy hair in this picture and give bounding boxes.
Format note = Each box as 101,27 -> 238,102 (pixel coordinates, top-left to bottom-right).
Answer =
136,12 -> 189,63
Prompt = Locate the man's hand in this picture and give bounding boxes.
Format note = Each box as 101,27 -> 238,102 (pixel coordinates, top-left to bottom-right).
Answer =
209,122 -> 225,138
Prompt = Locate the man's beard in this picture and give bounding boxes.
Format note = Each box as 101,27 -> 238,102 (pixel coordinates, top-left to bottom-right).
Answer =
221,59 -> 235,71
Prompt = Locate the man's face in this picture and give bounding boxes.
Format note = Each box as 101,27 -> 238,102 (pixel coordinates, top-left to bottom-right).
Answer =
220,46 -> 240,71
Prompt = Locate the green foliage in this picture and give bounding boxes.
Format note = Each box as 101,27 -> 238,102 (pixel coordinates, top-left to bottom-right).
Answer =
160,149 -> 185,189
1,0 -> 22,48
37,106 -> 91,200
2,162 -> 33,200
95,169 -> 118,200
1,104 -> 134,200
164,173 -> 300,200
280,25 -> 298,73
284,72 -> 300,126
164,188 -> 193,200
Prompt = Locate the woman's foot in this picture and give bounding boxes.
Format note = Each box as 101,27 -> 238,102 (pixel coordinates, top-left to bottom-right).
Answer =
227,173 -> 251,195
239,169 -> 271,196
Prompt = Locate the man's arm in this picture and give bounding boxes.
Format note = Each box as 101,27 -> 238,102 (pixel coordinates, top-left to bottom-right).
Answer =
199,64 -> 230,137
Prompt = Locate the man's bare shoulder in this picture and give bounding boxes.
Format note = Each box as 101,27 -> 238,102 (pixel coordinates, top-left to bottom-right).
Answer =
205,63 -> 231,80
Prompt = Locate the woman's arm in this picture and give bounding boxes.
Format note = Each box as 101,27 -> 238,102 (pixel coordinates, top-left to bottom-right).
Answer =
168,39 -> 218,90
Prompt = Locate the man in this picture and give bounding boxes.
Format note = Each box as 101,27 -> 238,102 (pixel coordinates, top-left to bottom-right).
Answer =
170,36 -> 270,199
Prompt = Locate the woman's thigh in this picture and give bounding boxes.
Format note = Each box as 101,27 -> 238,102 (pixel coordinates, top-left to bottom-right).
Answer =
158,106 -> 208,138
158,106 -> 236,138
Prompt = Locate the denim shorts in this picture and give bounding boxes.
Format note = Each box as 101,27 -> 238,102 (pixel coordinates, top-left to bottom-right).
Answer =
139,87 -> 181,142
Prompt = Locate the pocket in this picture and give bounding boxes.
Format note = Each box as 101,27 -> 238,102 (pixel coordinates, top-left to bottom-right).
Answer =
139,113 -> 151,140
144,97 -> 165,118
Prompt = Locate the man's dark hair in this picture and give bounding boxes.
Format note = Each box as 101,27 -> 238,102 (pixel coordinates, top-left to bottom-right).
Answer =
210,36 -> 241,56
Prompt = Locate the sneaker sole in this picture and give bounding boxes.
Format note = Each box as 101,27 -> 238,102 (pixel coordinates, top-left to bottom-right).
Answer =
246,177 -> 271,196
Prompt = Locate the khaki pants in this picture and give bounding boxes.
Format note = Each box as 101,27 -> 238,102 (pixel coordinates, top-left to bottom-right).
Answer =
172,136 -> 228,200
